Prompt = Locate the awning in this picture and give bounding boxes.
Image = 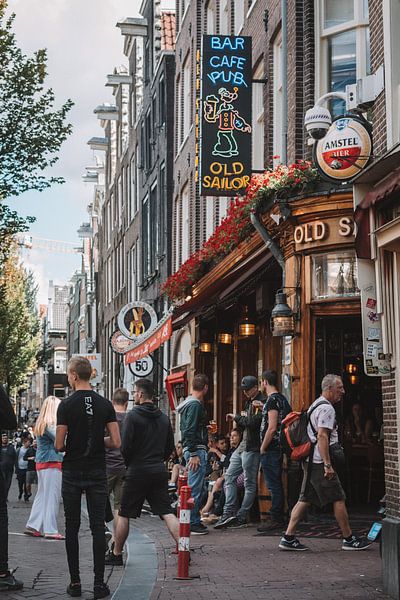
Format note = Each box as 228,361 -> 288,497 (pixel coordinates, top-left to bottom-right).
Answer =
165,371 -> 187,411
124,315 -> 172,363
354,161 -> 400,259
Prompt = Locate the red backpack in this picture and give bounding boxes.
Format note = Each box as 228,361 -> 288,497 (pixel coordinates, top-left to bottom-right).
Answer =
279,400 -> 329,461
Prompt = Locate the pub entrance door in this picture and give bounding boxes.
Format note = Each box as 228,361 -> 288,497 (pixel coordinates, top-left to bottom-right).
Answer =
315,315 -> 384,506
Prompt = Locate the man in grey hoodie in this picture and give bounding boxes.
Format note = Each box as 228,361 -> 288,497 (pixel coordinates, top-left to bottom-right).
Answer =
176,373 -> 209,535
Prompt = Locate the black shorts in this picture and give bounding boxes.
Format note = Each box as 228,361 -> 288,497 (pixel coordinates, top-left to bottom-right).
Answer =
119,471 -> 172,519
299,462 -> 346,508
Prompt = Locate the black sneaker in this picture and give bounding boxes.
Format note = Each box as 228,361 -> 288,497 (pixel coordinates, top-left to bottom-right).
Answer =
228,518 -> 247,529
279,536 -> 309,551
66,582 -> 82,597
0,571 -> 23,591
213,515 -> 237,529
342,536 -> 372,551
93,583 -> 110,599
104,551 -> 123,566
190,523 -> 209,535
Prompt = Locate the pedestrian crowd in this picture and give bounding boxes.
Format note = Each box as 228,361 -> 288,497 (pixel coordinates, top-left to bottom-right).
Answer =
0,359 -> 373,598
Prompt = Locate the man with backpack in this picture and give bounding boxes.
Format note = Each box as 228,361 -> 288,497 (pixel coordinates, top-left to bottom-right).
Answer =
258,370 -> 291,532
279,374 -> 371,552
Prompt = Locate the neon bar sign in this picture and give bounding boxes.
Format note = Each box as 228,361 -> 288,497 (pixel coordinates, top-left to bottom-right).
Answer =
199,35 -> 252,196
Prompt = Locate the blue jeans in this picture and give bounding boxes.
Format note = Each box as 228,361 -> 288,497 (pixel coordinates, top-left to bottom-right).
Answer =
183,449 -> 207,526
260,449 -> 284,521
62,469 -> 108,586
223,449 -> 260,521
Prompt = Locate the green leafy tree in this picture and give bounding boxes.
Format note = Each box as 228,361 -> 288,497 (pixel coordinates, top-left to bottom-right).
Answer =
0,246 -> 41,391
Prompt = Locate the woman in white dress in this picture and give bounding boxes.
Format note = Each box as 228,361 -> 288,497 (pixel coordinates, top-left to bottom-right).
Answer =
25,396 -> 64,539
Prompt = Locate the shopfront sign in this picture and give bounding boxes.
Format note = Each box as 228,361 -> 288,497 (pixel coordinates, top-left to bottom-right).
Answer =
358,259 -> 391,376
124,315 -> 172,364
117,301 -> 158,342
109,330 -> 134,354
199,35 -> 252,196
314,116 -> 372,182
72,353 -> 102,386
294,216 -> 355,251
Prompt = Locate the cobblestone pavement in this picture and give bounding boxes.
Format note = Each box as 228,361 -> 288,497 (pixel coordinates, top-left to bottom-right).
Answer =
4,479 -> 123,599
135,515 -> 392,600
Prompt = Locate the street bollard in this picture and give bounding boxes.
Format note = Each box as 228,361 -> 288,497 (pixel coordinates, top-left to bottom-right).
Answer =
172,471 -> 188,554
175,485 -> 199,580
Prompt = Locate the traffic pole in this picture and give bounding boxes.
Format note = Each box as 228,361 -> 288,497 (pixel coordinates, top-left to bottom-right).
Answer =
175,485 -> 199,580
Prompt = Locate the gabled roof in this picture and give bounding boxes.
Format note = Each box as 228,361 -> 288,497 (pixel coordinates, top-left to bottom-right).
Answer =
161,11 -> 175,51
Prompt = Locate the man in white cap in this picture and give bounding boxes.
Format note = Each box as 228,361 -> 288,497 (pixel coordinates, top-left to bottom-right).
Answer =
214,375 -> 265,529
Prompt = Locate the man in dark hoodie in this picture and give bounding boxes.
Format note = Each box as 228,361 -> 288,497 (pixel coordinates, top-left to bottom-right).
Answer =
105,378 -> 179,566
176,373 -> 209,535
0,386 -> 23,591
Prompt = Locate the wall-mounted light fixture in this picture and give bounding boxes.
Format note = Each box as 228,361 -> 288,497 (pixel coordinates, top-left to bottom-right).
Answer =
345,363 -> 358,375
199,342 -> 213,353
270,290 -> 295,337
218,333 -> 232,345
238,306 -> 256,337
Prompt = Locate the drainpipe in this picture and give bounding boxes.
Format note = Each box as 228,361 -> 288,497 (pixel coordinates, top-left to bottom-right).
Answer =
250,210 -> 285,287
281,0 -> 288,164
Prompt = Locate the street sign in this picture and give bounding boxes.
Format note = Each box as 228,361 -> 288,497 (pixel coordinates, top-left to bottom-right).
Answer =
109,330 -> 133,354
117,301 -> 158,342
199,35 -> 252,196
128,355 -> 154,377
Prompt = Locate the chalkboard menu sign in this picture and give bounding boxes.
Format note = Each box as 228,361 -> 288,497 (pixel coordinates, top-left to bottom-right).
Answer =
199,35 -> 252,197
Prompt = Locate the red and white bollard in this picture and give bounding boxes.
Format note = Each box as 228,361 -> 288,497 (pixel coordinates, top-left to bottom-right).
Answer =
172,471 -> 188,554
175,485 -> 198,580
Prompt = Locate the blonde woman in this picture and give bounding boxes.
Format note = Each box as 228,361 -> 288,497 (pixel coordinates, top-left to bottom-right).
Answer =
25,396 -> 64,539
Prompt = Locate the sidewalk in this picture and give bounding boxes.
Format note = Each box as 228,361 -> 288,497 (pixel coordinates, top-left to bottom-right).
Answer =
134,514 -> 391,600
4,479 -> 123,599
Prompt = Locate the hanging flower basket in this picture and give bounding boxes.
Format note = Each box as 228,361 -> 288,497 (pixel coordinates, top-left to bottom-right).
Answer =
162,161 -> 319,303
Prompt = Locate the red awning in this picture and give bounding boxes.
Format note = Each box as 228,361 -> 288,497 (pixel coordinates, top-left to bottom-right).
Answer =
355,169 -> 400,259
165,371 -> 187,411
124,316 -> 172,363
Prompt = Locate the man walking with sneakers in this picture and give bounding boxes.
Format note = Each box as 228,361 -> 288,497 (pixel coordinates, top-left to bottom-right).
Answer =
279,374 -> 371,552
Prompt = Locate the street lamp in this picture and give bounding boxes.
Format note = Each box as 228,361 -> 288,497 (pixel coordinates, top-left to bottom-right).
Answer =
270,290 -> 295,337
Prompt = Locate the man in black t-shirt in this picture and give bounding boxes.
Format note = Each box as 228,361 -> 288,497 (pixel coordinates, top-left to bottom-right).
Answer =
56,357 -> 120,600
258,369 -> 291,531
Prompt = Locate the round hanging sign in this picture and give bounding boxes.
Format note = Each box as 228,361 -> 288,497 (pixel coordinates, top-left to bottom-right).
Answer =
117,301 -> 158,342
109,330 -> 133,355
128,355 -> 154,377
314,116 -> 372,182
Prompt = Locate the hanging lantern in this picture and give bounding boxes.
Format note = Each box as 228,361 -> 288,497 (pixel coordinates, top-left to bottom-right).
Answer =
270,291 -> 295,337
238,306 -> 256,337
345,363 -> 358,374
199,342 -> 213,353
218,333 -> 233,345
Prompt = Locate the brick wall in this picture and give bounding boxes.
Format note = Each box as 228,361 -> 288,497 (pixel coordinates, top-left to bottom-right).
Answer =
382,371 -> 400,518
369,0 -> 387,157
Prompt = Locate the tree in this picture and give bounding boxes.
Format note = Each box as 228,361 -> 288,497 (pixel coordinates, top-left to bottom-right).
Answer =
0,3 -> 73,199
0,246 -> 41,391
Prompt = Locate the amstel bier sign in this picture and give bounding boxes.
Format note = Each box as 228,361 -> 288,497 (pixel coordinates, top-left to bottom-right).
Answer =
314,116 -> 372,182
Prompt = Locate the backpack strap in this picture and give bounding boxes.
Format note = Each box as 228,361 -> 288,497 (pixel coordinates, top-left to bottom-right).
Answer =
307,400 -> 330,437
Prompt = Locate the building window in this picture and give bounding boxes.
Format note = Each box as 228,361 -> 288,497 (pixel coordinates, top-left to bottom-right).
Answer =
219,0 -> 229,35
142,195 -> 150,279
272,32 -> 283,166
318,0 -> 370,117
159,164 -> 166,256
145,109 -> 152,168
252,61 -> 264,170
129,243 -> 138,302
130,156 -> 137,220
176,75 -> 182,151
234,0 -> 245,34
150,183 -> 158,273
182,54 -> 191,141
159,76 -> 166,126
107,256 -> 112,303
118,174 -> 122,229
181,183 -> 190,264
54,349 -> 67,374
206,1 -> 215,34
312,251 -> 359,301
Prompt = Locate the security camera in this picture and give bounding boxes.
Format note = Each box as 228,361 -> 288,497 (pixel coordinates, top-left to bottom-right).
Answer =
304,105 -> 332,140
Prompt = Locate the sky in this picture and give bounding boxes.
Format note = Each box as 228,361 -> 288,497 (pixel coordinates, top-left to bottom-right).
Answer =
6,0 -> 141,303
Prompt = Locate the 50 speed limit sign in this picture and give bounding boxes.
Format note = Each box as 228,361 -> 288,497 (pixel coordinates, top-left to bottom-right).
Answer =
128,355 -> 154,377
